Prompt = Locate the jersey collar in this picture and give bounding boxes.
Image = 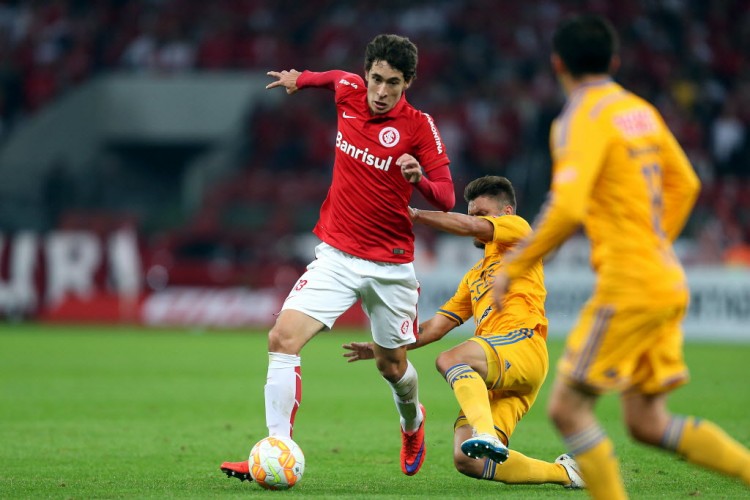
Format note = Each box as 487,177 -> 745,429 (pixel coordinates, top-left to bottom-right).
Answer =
570,77 -> 614,97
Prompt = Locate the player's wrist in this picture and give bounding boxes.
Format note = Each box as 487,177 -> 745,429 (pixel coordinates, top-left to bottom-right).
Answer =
411,208 -> 421,222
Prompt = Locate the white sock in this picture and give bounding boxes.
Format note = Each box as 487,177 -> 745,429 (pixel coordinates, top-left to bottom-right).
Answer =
264,352 -> 301,438
387,360 -> 423,433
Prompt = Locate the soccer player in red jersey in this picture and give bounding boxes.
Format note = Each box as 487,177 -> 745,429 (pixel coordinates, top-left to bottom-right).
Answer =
221,33 -> 454,480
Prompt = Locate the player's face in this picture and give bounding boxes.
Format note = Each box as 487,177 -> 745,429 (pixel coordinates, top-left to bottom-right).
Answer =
468,196 -> 509,249
366,60 -> 410,115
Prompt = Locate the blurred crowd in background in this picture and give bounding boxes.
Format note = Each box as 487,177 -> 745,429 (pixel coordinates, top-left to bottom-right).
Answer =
1,0 -> 750,288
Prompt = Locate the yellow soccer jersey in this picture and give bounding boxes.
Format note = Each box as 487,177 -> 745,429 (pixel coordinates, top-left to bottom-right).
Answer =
437,215 -> 548,339
505,79 -> 701,307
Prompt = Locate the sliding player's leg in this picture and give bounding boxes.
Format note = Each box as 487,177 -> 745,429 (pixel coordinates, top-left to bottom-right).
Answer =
437,338 -> 507,463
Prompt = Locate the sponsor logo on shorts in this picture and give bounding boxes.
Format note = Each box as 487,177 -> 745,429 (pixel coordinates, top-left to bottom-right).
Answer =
401,320 -> 410,335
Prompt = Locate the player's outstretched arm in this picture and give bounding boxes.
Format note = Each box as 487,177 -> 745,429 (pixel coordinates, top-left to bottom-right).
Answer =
342,315 -> 456,362
266,69 -> 302,94
342,342 -> 376,362
412,315 -> 457,349
410,207 -> 494,242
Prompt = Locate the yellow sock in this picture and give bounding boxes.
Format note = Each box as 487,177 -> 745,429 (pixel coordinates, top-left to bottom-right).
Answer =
444,363 -> 494,435
664,416 -> 750,484
482,450 -> 569,484
564,424 -> 627,500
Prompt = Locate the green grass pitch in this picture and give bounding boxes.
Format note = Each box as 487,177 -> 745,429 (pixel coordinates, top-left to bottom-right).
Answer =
1,324 -> 748,498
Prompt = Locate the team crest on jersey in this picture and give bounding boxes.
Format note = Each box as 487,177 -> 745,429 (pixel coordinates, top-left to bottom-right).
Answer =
379,127 -> 400,148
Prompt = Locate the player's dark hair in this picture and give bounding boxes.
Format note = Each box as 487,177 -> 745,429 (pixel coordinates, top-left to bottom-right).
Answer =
365,34 -> 418,83
464,175 -> 516,211
552,14 -> 618,77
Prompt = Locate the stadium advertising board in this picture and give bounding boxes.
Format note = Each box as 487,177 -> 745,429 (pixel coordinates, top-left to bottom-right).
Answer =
417,268 -> 750,341
0,230 -> 748,340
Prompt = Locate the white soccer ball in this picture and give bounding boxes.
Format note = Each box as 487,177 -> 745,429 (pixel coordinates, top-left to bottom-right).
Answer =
249,436 -> 305,490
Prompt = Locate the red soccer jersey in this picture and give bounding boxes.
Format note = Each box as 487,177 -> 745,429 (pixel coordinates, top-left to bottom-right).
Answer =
297,70 -> 452,263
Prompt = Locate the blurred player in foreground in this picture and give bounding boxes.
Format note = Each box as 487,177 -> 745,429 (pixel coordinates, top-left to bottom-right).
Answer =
344,176 -> 584,489
493,14 -> 750,499
221,33 -> 455,480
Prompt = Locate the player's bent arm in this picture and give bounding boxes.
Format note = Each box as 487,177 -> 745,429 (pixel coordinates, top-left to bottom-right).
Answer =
660,130 -> 702,241
413,164 -> 455,211
411,208 -> 494,242
503,194 -> 581,282
504,120 -> 603,280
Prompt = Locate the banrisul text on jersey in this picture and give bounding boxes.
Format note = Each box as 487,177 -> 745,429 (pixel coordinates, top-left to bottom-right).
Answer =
336,131 -> 393,171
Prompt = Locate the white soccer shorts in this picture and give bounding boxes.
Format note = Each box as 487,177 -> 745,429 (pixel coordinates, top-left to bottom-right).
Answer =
281,242 -> 419,349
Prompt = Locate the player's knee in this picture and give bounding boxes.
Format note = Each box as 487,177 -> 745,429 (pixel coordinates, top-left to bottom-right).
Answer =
547,397 -> 574,433
268,324 -> 299,354
375,356 -> 404,383
453,452 -> 483,479
435,350 -> 456,376
624,416 -> 662,446
547,397 -> 562,424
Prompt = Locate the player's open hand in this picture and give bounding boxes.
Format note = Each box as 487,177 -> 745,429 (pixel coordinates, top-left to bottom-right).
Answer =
342,342 -> 375,362
397,154 -> 423,184
266,69 -> 301,94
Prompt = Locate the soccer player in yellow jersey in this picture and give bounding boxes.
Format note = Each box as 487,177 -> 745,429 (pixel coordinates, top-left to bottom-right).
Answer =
493,14 -> 750,499
344,176 -> 584,489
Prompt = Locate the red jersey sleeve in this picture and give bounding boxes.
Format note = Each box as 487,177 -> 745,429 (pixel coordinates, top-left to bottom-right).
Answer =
414,164 -> 455,211
297,70 -> 361,92
410,112 -> 454,211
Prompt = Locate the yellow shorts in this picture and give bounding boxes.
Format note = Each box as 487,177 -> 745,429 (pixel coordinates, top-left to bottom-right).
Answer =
558,302 -> 689,395
454,328 -> 549,445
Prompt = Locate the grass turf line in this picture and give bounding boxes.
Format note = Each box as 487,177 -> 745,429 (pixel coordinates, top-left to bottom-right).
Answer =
1,324 -> 748,498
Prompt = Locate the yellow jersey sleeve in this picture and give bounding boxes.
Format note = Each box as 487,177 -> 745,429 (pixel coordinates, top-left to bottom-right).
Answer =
436,264 -> 478,326
479,214 -> 531,248
505,80 -> 701,307
503,91 -> 610,280
659,122 -> 701,241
